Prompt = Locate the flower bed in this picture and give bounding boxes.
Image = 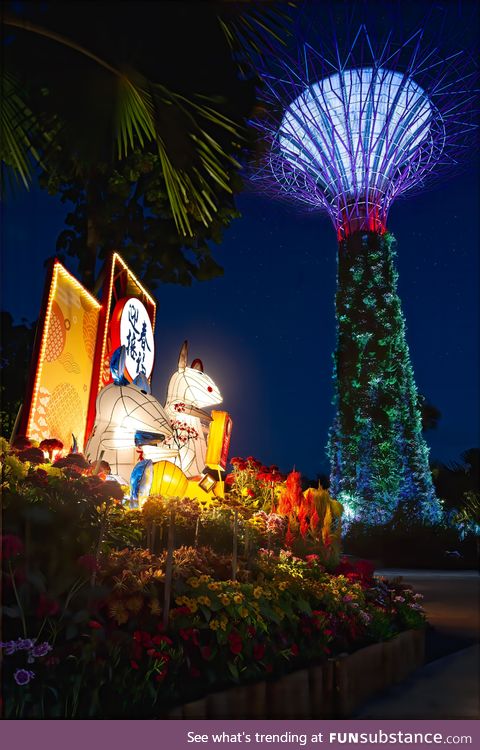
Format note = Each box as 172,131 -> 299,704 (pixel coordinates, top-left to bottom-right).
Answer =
1,441 -> 427,718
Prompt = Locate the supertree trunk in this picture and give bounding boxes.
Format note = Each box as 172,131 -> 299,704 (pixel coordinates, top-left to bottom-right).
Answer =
328,231 -> 441,525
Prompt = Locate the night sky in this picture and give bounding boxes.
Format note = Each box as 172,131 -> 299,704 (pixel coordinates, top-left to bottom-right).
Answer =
1,2 -> 479,479
3,166 -> 478,477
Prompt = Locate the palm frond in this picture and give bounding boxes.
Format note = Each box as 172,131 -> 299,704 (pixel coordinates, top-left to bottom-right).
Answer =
150,84 -> 245,236
0,70 -> 44,189
2,12 -> 246,236
116,74 -> 157,159
217,1 -> 297,71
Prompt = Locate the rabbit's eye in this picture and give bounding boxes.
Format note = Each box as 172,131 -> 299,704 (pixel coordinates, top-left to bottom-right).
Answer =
207,386 -> 213,393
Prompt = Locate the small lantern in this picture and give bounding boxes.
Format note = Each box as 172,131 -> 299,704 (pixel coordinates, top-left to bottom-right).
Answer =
150,460 -> 188,498
198,465 -> 226,494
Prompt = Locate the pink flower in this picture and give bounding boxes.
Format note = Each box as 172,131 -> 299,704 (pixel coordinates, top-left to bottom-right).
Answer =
1,535 -> 24,560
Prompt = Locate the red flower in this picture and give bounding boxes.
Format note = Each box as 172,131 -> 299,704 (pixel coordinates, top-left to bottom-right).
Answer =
285,525 -> 295,547
77,554 -> 99,573
247,625 -> 256,637
36,594 -> 60,617
133,630 -> 152,647
228,631 -> 242,655
155,668 -> 168,682
290,643 -> 299,657
88,620 -> 102,629
17,447 -> 45,464
29,468 -> 49,486
11,435 -> 31,451
170,606 -> 192,617
253,643 -> 265,660
1,535 -> 24,560
152,634 -> 172,646
247,489 -> 256,498
130,660 -> 139,670
200,646 -> 212,660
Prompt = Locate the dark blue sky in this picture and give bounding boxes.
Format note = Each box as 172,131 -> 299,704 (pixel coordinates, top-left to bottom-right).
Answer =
2,164 -> 479,477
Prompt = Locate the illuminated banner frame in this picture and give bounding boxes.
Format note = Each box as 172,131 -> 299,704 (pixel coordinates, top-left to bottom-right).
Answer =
19,259 -> 101,452
85,253 -> 157,441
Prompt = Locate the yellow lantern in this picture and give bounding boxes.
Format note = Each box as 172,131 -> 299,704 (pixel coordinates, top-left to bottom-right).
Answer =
150,460 -> 188,498
205,411 -> 233,470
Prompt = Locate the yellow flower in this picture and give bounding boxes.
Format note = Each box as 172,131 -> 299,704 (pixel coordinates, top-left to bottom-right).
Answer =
197,596 -> 211,606
253,586 -> 263,599
278,581 -> 288,591
187,577 -> 200,588
149,598 -> 162,615
108,600 -> 129,625
220,616 -> 228,631
239,607 -> 249,618
219,594 -> 230,606
233,594 -> 243,604
208,582 -> 221,591
209,619 -> 219,631
125,595 -> 143,613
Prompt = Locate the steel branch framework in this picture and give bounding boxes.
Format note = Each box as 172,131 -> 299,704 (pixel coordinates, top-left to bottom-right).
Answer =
251,19 -> 478,525
252,25 -> 478,238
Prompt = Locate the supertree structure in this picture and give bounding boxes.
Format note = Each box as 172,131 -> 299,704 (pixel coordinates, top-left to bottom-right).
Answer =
252,20 -> 478,525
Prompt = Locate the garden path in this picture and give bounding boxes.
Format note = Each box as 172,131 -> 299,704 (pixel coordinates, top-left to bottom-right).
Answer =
354,570 -> 479,719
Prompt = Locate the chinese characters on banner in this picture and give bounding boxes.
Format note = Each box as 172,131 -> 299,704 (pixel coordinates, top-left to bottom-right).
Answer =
109,296 -> 155,381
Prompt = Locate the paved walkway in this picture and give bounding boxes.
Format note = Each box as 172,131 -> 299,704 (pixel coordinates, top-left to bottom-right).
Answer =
354,570 -> 479,719
354,644 -> 479,719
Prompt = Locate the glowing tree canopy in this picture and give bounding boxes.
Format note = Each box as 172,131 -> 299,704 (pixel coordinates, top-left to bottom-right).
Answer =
253,23 -> 478,525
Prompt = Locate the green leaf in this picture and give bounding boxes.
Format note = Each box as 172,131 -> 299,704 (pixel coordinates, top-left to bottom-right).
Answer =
227,661 -> 239,682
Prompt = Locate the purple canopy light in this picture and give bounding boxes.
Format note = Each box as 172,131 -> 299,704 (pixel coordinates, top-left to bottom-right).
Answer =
251,22 -> 478,524
253,25 -> 478,238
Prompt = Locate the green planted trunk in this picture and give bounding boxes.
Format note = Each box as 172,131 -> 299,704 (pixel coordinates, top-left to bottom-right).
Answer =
328,231 -> 441,525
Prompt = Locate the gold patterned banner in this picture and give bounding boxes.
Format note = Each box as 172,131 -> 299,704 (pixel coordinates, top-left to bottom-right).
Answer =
26,262 -> 101,452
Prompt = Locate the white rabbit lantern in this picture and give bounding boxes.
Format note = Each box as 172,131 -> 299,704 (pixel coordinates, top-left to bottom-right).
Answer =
164,340 -> 223,479
86,346 -> 175,485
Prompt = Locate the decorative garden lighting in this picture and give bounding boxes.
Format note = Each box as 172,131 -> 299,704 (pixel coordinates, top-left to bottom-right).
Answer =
150,460 -> 189,499
252,23 -> 478,523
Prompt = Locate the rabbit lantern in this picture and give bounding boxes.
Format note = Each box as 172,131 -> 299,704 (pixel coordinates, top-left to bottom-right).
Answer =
86,347 -> 175,484
164,340 -> 222,478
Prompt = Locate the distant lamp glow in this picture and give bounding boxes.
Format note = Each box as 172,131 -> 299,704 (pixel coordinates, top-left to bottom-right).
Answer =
150,460 -> 189,498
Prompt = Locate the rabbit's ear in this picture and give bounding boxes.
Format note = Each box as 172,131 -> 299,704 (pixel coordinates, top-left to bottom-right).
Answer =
191,358 -> 204,372
178,340 -> 188,369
